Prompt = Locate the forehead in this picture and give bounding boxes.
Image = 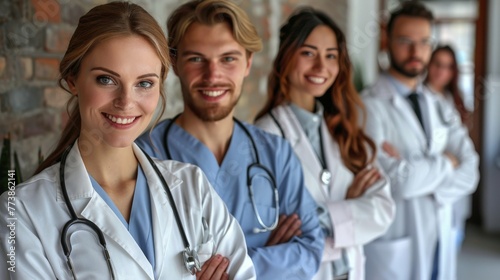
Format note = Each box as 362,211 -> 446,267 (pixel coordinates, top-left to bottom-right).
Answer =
391,16 -> 432,38
178,21 -> 245,54
303,25 -> 338,47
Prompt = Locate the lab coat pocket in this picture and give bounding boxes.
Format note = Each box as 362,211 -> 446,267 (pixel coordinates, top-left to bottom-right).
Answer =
364,236 -> 412,280
197,238 -> 216,264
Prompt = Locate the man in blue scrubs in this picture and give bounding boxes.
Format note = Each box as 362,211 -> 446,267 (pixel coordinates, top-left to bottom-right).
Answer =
136,0 -> 323,278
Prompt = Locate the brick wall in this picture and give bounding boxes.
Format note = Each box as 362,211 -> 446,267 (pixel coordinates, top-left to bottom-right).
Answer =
0,0 -> 348,176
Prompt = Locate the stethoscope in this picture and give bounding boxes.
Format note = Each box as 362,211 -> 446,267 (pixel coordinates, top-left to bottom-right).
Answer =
163,114 -> 280,234
59,143 -> 201,279
269,111 -> 332,186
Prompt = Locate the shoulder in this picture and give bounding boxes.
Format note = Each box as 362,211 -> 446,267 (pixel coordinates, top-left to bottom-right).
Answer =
1,164 -> 59,206
239,120 -> 292,153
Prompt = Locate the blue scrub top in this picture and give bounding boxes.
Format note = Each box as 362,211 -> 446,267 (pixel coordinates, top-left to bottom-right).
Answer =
89,165 -> 155,269
137,119 -> 324,279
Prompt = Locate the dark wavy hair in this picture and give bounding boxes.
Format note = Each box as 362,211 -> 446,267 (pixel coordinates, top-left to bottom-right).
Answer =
255,7 -> 376,173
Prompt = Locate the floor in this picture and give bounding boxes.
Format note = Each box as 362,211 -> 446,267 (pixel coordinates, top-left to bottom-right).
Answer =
457,224 -> 500,280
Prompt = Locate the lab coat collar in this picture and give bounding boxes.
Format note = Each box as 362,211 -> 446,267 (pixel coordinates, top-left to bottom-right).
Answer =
374,74 -> 428,145
56,140 -> 183,279
271,105 -> 331,192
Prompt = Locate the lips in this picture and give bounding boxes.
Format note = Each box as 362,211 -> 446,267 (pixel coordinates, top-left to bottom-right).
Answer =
306,76 -> 327,84
103,113 -> 137,124
201,90 -> 226,97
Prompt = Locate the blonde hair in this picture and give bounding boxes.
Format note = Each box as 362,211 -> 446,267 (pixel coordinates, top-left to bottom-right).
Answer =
35,2 -> 170,174
167,0 -> 262,59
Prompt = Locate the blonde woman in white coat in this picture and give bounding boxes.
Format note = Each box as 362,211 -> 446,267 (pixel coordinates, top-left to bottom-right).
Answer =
254,8 -> 395,280
0,3 -> 255,279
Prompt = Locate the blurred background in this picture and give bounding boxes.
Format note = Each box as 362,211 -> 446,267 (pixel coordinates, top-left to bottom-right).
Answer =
0,0 -> 498,278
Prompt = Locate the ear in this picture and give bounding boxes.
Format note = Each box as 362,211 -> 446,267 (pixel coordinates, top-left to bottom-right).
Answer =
66,76 -> 78,96
244,53 -> 254,77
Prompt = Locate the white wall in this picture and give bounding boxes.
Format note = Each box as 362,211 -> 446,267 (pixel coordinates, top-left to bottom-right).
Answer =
346,0 -> 380,88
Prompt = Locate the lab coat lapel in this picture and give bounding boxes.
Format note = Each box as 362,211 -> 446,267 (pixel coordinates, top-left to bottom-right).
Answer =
377,75 -> 427,148
133,144 -> 180,278
274,106 -> 329,199
320,122 -> 347,200
64,142 -> 154,279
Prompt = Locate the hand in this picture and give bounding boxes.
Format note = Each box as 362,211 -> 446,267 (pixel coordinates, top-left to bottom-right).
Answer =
444,151 -> 460,169
265,214 -> 302,246
345,165 -> 381,199
196,254 -> 229,280
382,141 -> 401,159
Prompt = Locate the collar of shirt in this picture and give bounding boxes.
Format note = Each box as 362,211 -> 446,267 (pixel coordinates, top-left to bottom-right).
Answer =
385,72 -> 425,97
289,101 -> 323,138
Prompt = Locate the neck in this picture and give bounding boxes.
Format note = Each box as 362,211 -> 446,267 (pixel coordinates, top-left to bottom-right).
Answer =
289,90 -> 316,112
388,68 -> 419,90
176,110 -> 234,164
78,137 -> 138,189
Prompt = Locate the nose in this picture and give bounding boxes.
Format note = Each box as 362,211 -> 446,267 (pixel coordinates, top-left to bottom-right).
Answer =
313,56 -> 326,71
203,60 -> 221,82
113,87 -> 134,110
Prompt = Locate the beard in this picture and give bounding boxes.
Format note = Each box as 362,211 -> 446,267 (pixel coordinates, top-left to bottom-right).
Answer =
389,51 -> 427,78
181,81 -> 239,122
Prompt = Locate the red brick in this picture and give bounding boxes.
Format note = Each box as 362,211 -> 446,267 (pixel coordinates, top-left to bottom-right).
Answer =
31,0 -> 60,23
34,57 -> 59,80
44,86 -> 70,108
22,111 -> 56,138
19,57 -> 33,79
0,56 -> 5,77
45,25 -> 74,53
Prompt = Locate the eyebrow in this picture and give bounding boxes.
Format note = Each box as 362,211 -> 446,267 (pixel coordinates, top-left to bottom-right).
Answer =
302,44 -> 338,51
180,50 -> 244,57
90,67 -> 159,79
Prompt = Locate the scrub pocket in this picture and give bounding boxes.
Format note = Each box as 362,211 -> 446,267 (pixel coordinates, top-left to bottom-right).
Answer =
364,236 -> 412,280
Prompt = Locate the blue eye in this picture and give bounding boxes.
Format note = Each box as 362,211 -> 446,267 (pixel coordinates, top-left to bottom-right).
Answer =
222,57 -> 235,62
188,57 -> 203,62
97,76 -> 114,85
138,81 -> 153,88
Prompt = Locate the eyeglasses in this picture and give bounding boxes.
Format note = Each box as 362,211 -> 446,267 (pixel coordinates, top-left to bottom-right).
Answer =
393,37 -> 436,49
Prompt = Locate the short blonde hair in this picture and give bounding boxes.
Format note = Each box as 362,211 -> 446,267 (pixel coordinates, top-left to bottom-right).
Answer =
167,0 -> 262,59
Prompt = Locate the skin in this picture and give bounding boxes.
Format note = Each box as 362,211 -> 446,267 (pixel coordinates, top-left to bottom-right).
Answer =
387,16 -> 433,89
67,35 -> 162,221
427,50 -> 455,93
288,25 -> 340,112
173,22 -> 253,164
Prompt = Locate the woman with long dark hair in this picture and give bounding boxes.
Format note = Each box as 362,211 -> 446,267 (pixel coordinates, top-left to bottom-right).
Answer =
255,7 -> 394,280
425,45 -> 471,127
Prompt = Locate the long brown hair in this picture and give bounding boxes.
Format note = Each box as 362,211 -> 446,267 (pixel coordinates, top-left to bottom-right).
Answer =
35,2 -> 170,174
255,7 -> 375,173
425,45 -> 469,124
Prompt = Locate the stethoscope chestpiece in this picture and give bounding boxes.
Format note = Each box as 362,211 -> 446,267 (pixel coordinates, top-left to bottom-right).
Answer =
183,247 -> 201,275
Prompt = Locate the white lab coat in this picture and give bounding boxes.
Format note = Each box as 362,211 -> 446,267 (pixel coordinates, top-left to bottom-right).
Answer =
361,74 -> 479,280
255,104 -> 395,280
0,141 -> 255,280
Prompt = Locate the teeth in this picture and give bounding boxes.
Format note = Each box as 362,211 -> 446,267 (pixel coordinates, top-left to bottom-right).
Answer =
202,90 -> 225,97
307,76 -> 326,84
105,114 -> 136,124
